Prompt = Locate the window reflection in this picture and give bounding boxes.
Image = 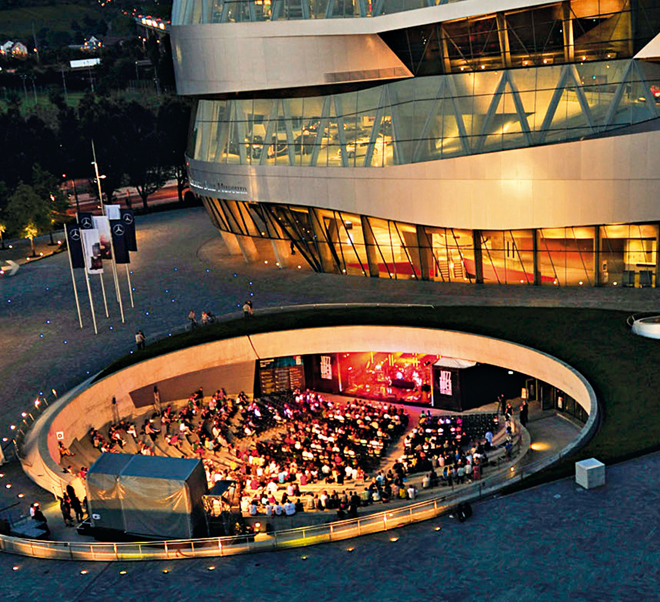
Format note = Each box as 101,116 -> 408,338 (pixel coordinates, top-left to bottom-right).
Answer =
191,59 -> 660,168
200,198 -> 659,288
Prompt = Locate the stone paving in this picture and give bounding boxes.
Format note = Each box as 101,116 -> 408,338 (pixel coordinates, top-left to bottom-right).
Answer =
1,207 -> 660,599
3,451 -> 660,601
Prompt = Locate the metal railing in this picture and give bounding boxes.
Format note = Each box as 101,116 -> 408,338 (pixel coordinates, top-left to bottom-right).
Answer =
6,304 -> 597,562
11,397 -> 52,459
0,445 -> 558,562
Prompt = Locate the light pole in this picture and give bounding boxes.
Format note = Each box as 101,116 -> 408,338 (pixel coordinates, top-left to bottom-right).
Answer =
20,74 -> 28,105
63,173 -> 79,213
91,140 -> 125,324
60,67 -> 68,104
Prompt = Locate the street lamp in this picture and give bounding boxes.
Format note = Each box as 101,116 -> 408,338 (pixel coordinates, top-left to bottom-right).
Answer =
92,172 -> 107,207
91,154 -> 107,207
63,173 -> 80,213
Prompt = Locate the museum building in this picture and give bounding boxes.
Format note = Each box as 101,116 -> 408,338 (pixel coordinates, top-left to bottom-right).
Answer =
170,0 -> 660,287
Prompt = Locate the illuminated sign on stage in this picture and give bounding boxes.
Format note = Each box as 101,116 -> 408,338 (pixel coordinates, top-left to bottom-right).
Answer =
259,355 -> 304,394
320,355 -> 332,380
439,370 -> 452,396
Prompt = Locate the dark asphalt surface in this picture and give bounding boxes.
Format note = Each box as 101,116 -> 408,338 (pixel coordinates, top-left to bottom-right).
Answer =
1,206 -> 660,600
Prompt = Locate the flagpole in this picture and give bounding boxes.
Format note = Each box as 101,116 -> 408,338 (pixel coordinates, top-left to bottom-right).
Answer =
99,273 -> 109,318
125,265 -> 135,308
64,224 -> 83,329
86,275 -> 98,334
80,228 -> 98,335
93,140 -> 125,323
108,233 -> 125,323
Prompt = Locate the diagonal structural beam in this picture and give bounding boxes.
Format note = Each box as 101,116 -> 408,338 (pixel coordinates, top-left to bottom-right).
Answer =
537,65 -> 572,144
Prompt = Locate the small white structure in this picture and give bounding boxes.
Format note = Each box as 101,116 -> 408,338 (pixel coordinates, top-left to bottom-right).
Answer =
632,316 -> 660,339
575,458 -> 606,489
0,40 -> 28,56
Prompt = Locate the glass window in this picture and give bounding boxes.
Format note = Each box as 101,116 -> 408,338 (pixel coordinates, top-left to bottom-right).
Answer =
423,227 -> 475,282
538,227 -> 595,286
482,231 -> 535,284
600,224 -> 657,287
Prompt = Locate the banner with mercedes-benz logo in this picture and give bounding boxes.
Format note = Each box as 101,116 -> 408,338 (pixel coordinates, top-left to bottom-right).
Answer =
120,209 -> 137,251
78,213 -> 94,230
65,224 -> 85,269
110,220 -> 130,264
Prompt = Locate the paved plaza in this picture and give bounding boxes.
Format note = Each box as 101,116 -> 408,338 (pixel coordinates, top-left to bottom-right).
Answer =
1,207 -> 660,599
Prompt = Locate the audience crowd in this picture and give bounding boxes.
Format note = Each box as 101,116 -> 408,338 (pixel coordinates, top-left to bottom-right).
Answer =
63,386 -> 511,526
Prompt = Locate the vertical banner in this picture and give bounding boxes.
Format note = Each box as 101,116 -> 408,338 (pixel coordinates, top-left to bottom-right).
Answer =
106,205 -> 121,221
320,355 -> 333,380
92,216 -> 113,260
64,223 -> 84,329
66,223 -> 85,269
110,220 -> 130,264
120,209 -> 137,251
439,370 -> 453,396
78,213 -> 94,230
81,229 -> 104,274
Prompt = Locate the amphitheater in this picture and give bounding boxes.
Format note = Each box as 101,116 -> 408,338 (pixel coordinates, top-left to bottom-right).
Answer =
4,321 -> 597,561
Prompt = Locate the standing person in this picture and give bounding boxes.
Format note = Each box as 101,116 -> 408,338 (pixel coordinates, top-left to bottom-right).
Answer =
498,394 -> 506,416
505,402 -> 513,420
67,485 -> 85,523
153,385 -> 161,415
242,300 -> 253,318
59,495 -> 74,527
188,310 -> 198,329
520,399 -> 529,427
135,330 -> 146,351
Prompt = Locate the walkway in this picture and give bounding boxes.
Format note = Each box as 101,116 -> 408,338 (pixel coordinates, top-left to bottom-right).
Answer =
0,207 -> 655,599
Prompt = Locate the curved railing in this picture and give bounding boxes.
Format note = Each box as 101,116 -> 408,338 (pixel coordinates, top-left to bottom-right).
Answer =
0,445 -> 571,561
9,318 -> 599,561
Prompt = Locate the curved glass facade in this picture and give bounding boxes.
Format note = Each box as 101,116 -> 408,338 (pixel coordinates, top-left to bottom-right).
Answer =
174,0 -> 453,24
173,0 -> 660,34
202,197 -> 660,286
190,59 -> 660,168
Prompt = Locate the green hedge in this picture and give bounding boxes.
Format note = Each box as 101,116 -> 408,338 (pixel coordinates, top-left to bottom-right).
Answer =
98,306 -> 660,481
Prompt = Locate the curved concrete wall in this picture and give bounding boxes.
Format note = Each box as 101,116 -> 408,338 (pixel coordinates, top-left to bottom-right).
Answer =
172,30 -> 411,95
171,0 -> 550,95
22,325 -> 597,497
189,128 -> 660,231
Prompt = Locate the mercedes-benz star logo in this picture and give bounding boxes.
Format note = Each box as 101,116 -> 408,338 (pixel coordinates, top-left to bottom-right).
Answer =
112,224 -> 125,237
70,229 -> 81,241
80,217 -> 93,229
122,214 -> 134,225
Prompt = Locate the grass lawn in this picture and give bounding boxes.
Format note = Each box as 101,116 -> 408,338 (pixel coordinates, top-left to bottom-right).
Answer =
97,305 -> 660,482
0,88 -> 164,114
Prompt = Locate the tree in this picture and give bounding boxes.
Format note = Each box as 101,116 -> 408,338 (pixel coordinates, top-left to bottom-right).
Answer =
24,222 -> 39,256
123,100 -> 165,210
4,183 -> 52,253
32,165 -> 69,243
157,97 -> 192,203
0,107 -> 61,190
76,94 -> 130,200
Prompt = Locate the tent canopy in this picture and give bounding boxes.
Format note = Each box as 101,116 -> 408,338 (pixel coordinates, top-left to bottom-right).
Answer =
86,454 -> 207,539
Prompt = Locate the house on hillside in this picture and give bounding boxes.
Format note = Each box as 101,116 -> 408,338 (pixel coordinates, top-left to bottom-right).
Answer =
0,41 -> 29,57
83,36 -> 103,51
